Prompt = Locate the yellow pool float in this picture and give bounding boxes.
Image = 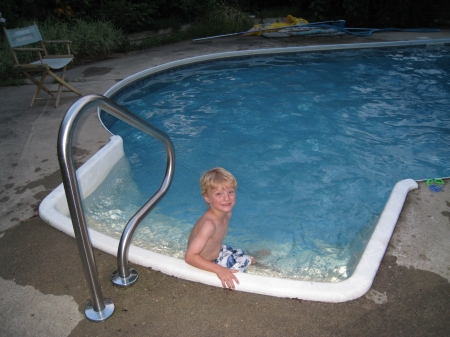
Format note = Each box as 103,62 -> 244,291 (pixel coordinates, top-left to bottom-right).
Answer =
243,15 -> 308,36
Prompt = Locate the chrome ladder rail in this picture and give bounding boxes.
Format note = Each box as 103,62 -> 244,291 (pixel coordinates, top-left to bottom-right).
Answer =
58,94 -> 175,321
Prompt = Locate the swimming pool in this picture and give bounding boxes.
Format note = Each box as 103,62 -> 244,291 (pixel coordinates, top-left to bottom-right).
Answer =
40,39 -> 450,302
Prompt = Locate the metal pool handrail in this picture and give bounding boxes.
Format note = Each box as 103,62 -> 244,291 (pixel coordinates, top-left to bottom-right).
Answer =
58,94 -> 175,321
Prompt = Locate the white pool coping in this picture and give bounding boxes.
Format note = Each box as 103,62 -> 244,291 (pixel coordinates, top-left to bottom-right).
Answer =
42,40 -> 450,302
39,135 -> 418,302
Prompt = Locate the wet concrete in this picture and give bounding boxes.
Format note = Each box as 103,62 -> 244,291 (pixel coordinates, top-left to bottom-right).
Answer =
1,31 -> 450,336
82,67 -> 114,77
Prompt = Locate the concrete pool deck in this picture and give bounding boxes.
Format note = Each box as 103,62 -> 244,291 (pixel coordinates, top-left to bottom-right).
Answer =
1,30 -> 450,336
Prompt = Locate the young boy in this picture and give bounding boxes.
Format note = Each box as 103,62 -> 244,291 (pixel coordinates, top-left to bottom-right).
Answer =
185,167 -> 255,289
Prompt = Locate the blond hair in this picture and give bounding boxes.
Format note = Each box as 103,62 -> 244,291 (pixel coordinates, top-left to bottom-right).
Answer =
200,167 -> 237,195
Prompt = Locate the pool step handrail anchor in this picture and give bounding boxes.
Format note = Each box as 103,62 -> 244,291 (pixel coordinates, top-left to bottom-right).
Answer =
58,94 -> 174,321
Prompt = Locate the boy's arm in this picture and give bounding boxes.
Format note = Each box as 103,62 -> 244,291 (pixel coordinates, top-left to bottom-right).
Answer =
185,224 -> 240,289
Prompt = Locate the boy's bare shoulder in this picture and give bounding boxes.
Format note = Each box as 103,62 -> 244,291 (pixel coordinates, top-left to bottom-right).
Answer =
195,212 -> 217,232
189,211 -> 216,241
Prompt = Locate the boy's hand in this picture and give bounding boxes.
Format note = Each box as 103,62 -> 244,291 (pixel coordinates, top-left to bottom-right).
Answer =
216,266 -> 240,289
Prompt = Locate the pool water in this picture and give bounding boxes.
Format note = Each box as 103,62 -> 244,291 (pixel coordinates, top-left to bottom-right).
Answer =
91,46 -> 450,282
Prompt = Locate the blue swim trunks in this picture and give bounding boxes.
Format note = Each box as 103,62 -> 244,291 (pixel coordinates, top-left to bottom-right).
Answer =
213,245 -> 252,272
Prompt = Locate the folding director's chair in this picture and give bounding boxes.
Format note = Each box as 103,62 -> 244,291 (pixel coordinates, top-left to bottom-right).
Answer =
3,23 -> 82,107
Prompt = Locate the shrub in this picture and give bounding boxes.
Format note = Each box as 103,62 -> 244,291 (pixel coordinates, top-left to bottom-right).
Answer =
0,42 -> 18,84
190,2 -> 253,37
99,0 -> 159,33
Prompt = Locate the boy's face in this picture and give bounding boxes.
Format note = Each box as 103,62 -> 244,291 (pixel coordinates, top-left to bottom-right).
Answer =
203,184 -> 236,214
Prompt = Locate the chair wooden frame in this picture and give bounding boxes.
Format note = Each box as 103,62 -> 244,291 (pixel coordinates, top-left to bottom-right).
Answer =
3,24 -> 82,107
